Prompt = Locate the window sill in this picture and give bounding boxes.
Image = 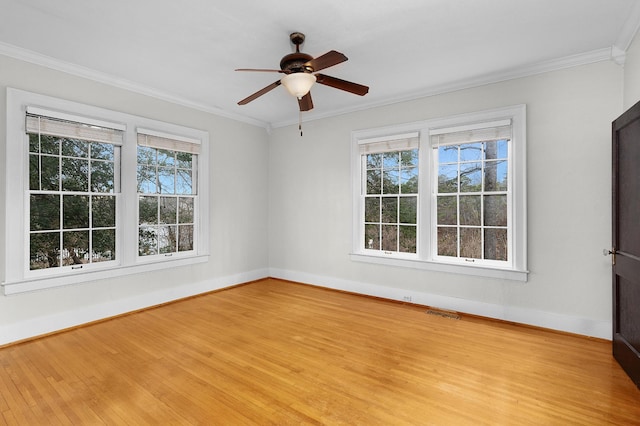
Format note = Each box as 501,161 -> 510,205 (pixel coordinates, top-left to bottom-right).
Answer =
2,254 -> 210,295
350,253 -> 528,282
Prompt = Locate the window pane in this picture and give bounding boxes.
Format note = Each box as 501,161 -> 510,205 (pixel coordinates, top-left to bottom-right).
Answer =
91,161 -> 114,193
366,170 -> 381,194
485,228 -> 508,261
30,232 -> 60,270
365,224 -> 380,250
62,139 -> 88,158
62,230 -> 88,265
139,226 -> 158,256
91,142 -> 114,161
61,157 -> 89,192
460,143 -> 482,161
29,133 -> 39,153
400,167 -> 418,194
493,140 -> 508,159
137,165 -> 157,193
484,195 -> 507,226
176,169 -> 193,195
401,149 -> 418,167
381,197 -> 397,223
399,197 -> 417,224
158,225 -> 177,253
437,227 -> 457,256
460,162 -> 482,192
137,146 -> 156,165
438,164 -> 458,193
30,194 -> 60,231
176,152 -> 193,169
437,196 -> 457,226
158,167 -> 175,194
438,146 -> 458,163
139,196 -> 158,225
383,152 -> 399,168
381,224 -> 397,251
485,160 -> 507,192
41,156 -> 60,191
460,227 -> 481,259
178,198 -> 194,224
29,154 -> 40,190
367,153 -> 382,169
159,197 -> 177,224
460,195 -> 481,226
382,170 -> 399,194
484,141 -> 499,160
399,225 -> 416,253
364,197 -> 380,222
92,196 -> 115,228
178,225 -> 194,252
92,229 -> 115,262
40,135 -> 60,155
157,149 -> 175,166
63,195 -> 89,229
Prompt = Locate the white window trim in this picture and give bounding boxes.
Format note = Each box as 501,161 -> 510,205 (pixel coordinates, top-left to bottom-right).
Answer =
351,105 -> 528,281
3,88 -> 210,294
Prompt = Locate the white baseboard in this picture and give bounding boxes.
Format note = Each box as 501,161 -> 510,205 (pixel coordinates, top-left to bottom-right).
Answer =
0,268 -> 269,346
269,268 -> 612,340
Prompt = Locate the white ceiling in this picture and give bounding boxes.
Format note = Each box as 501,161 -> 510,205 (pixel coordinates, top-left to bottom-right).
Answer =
1,0 -> 639,128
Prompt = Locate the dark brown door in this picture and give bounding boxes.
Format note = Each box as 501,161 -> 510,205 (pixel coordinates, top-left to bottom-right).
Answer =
612,99 -> 640,389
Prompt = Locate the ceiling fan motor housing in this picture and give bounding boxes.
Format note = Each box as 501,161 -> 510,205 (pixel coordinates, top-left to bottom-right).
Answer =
280,52 -> 314,73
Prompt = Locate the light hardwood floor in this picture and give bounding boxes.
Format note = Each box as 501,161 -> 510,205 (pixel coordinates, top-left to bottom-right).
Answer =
0,278 -> 639,425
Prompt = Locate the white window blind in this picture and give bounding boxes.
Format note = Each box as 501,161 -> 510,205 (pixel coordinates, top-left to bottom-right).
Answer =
137,128 -> 201,154
430,120 -> 511,147
358,132 -> 419,154
26,113 -> 124,145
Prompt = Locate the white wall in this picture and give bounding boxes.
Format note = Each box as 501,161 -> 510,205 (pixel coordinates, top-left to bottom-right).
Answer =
624,31 -> 640,109
0,55 -> 270,344
269,60 -> 624,339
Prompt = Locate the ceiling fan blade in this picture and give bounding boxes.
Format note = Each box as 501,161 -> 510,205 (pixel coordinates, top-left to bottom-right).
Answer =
238,80 -> 281,105
298,92 -> 314,112
235,68 -> 286,73
304,50 -> 348,72
315,74 -> 369,96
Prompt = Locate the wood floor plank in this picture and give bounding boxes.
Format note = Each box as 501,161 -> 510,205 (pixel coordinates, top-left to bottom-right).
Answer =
0,278 -> 638,425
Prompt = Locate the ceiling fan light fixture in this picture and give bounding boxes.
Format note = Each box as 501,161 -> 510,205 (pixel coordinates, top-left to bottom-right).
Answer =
281,72 -> 316,98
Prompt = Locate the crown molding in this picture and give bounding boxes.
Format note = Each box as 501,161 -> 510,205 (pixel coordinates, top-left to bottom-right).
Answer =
270,48 -> 614,128
0,41 -> 270,129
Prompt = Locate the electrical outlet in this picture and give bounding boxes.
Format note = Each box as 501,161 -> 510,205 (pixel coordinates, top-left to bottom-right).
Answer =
403,296 -> 412,302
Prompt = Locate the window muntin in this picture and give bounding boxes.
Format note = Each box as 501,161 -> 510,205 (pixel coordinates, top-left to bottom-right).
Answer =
137,144 -> 197,257
351,105 -> 527,281
364,149 -> 418,253
4,88 -> 210,294
434,139 -> 509,263
27,115 -> 120,271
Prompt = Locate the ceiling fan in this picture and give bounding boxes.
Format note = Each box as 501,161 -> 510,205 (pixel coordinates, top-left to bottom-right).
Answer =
236,32 -> 369,113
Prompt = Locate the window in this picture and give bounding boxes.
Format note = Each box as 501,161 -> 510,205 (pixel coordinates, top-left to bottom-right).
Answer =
136,131 -> 199,257
361,134 -> 419,254
351,105 -> 527,281
26,112 -> 121,271
3,88 -> 209,294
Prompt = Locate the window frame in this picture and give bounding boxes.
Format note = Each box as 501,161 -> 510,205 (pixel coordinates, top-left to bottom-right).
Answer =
3,88 -> 210,294
351,105 -> 527,281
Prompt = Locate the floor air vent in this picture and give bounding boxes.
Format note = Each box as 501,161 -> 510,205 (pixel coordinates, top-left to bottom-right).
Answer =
426,309 -> 460,320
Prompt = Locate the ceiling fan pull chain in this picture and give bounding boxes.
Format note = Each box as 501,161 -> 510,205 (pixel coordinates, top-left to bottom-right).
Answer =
299,109 -> 303,137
